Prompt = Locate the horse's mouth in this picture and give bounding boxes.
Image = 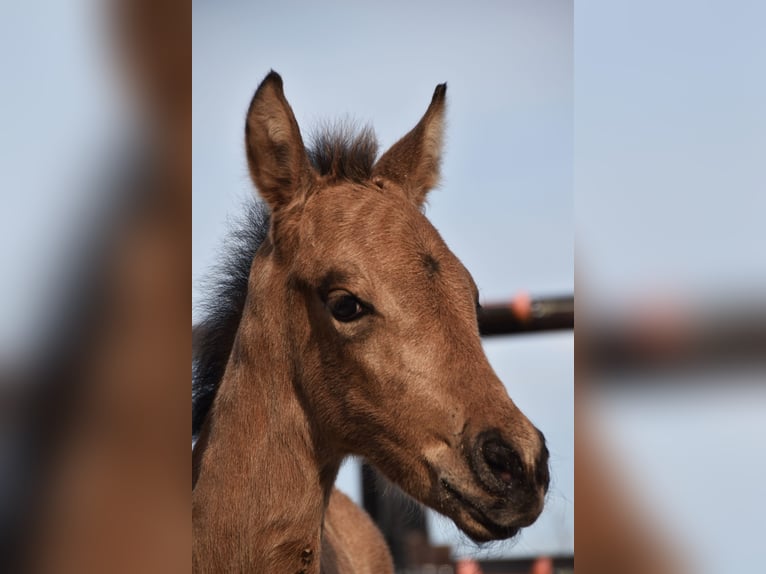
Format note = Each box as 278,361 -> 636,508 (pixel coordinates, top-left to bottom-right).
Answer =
439,478 -> 523,543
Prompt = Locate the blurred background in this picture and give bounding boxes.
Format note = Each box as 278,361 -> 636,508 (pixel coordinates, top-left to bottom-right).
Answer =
577,1 -> 766,573
192,0 -> 573,571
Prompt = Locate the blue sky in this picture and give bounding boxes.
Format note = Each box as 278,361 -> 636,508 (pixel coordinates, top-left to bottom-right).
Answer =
193,0 -> 573,560
577,0 -> 766,300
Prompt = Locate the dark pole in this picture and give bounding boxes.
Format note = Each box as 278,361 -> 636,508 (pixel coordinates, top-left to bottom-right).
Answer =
361,462 -> 428,570
478,294 -> 574,337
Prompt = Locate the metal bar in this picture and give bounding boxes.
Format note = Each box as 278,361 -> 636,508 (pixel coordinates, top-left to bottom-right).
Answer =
586,307 -> 766,375
478,294 -> 574,337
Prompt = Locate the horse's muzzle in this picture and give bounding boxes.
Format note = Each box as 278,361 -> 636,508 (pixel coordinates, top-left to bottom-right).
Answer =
471,428 -> 550,495
457,427 -> 550,538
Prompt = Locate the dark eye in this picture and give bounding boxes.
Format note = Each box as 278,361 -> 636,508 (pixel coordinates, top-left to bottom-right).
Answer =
327,292 -> 366,322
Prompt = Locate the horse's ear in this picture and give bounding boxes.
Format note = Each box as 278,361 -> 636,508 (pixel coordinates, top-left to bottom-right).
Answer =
245,71 -> 314,211
373,83 -> 446,206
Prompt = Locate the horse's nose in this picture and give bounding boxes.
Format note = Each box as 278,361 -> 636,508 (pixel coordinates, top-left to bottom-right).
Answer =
474,429 -> 550,494
481,434 -> 525,486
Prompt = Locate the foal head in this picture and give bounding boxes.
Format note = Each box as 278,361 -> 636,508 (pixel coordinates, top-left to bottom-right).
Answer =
244,72 -> 549,542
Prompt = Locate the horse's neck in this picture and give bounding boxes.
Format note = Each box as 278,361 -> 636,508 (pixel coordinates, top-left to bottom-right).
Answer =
193,325 -> 339,573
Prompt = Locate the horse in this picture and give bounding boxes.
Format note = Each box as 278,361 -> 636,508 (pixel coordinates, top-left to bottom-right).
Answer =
192,71 -> 550,573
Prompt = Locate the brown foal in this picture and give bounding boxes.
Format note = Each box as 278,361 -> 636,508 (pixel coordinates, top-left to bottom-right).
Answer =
192,71 -> 550,573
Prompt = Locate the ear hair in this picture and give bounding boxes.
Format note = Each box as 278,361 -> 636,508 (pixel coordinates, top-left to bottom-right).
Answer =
372,83 -> 447,206
245,71 -> 315,212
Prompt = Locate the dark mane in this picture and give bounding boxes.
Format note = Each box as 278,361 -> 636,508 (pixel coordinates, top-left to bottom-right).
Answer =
192,200 -> 269,438
193,124 -> 379,438
307,122 -> 379,183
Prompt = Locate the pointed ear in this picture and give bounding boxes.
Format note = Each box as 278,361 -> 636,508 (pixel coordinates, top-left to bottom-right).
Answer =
245,71 -> 314,211
372,83 -> 446,206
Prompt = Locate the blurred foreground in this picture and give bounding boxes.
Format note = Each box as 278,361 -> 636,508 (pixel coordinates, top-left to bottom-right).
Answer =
577,295 -> 766,574
0,1 -> 189,572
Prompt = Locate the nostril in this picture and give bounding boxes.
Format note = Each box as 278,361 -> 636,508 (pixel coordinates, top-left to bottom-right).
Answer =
481,437 -> 524,486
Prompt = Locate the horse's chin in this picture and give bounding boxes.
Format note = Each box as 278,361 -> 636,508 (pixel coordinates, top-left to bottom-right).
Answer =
457,516 -> 520,544
437,478 -> 536,543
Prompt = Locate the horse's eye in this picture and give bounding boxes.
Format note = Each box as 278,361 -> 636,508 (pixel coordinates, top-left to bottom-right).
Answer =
327,293 -> 365,322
